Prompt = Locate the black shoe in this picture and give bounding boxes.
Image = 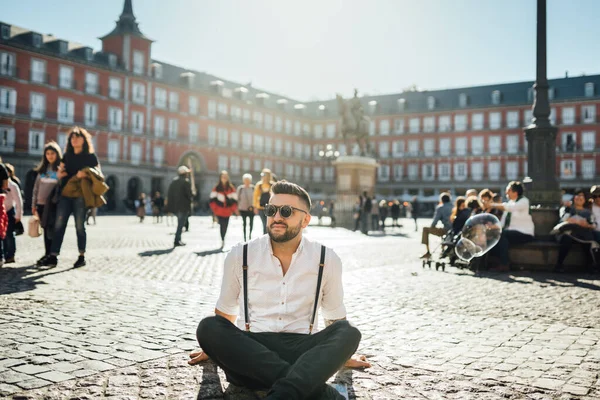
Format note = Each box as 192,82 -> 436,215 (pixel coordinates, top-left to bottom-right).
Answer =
174,241 -> 186,247
73,256 -> 86,268
5,257 -> 15,264
41,255 -> 58,267
36,255 -> 49,266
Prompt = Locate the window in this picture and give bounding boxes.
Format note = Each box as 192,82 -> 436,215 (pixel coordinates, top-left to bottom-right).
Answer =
423,139 -> 434,156
562,132 -> 576,152
275,139 -> 282,154
455,137 -> 467,156
454,114 -> 467,131
153,147 -> 164,167
378,141 -> 390,158
378,165 -> 390,182
489,161 -> 501,180
408,140 -> 419,156
31,59 -> 46,83
82,72 -> 98,94
582,160 -> 595,179
108,107 -> 123,131
380,119 -> 390,135
369,121 -> 375,136
408,164 -> 418,180
303,167 -> 311,180
394,118 -> 404,134
303,144 -> 311,159
28,130 -> 45,155
168,119 -> 178,139
231,130 -> 240,148
108,54 -> 117,68
154,116 -> 165,137
293,121 -> 300,136
1,25 -> 9,40
582,131 -> 595,151
422,164 -> 435,181
507,111 -> 519,128
438,115 -> 451,132
489,112 -> 501,129
154,88 -> 167,108
524,109 -> 533,125
313,167 -> 322,182
265,137 -> 273,153
285,141 -> 292,157
489,136 -> 501,154
0,126 -> 15,152
506,135 -> 519,154
472,137 -> 483,155
131,111 -> 144,134
254,159 -> 263,174
506,161 -> 518,180
169,92 -> 179,112
397,98 -> 406,112
265,114 -> 273,131
30,92 -> 45,119
219,128 -> 229,147
561,160 -> 576,179
133,50 -> 144,75
491,90 -> 501,105
472,113 -> 483,130
326,124 -> 336,138
207,126 -> 217,145
438,163 -> 450,181
439,138 -> 450,156
459,93 -> 468,108
393,165 -> 403,181
207,100 -> 216,118
313,124 -> 323,138
109,77 -> 121,99
582,105 -> 596,123
84,103 -> 97,127
585,82 -> 595,98
368,101 -> 377,115
59,65 -> 73,89
275,117 -> 283,132
243,109 -> 251,124
427,96 -> 436,110
152,63 -> 162,79
189,96 -> 198,115
242,132 -> 251,150
409,118 -> 420,133
132,82 -> 145,104
548,87 -> 555,100
471,162 -> 483,181
550,107 -> 556,125
242,158 -> 250,172
392,140 -> 404,157
454,163 -> 467,181
189,122 -> 199,143
230,156 -> 240,174
562,107 -> 575,125
108,140 -> 119,163
294,142 -> 302,158
285,119 -> 292,135
130,143 -> 142,165
57,97 -> 74,123
423,117 -> 435,133
295,165 -> 302,180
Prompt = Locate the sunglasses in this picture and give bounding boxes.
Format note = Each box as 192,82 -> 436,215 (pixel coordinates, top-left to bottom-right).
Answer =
265,204 -> 307,218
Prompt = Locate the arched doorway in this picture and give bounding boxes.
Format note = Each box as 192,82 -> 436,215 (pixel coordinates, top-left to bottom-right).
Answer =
179,152 -> 205,212
125,177 -> 142,211
105,175 -> 118,211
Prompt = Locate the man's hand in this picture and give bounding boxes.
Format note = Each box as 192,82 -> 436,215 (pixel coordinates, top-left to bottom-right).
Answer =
344,354 -> 371,369
76,170 -> 87,179
188,350 -> 209,365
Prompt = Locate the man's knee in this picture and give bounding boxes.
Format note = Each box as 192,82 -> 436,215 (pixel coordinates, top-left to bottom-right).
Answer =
197,315 -> 230,345
329,320 -> 361,346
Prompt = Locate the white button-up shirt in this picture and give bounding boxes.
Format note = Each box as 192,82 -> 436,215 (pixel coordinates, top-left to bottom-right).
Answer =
216,234 -> 346,334
500,196 -> 534,236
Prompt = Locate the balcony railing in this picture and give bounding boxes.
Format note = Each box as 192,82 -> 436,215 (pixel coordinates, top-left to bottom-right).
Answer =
30,71 -> 51,85
0,65 -> 18,77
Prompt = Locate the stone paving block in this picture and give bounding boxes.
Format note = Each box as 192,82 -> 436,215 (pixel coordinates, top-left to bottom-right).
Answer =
74,360 -> 116,372
11,364 -> 51,375
49,362 -> 82,373
532,377 -> 566,390
70,369 -> 98,378
38,342 -> 64,350
562,384 -> 590,396
0,358 -> 27,368
0,370 -> 35,384
0,383 -> 20,396
36,371 -> 75,383
15,377 -> 51,390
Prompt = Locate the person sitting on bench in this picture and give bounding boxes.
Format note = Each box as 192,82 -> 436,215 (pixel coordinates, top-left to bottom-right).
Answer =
420,192 -> 452,259
189,181 -> 370,400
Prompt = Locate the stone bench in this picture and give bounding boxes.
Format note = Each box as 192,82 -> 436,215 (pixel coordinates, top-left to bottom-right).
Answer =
509,240 -> 589,272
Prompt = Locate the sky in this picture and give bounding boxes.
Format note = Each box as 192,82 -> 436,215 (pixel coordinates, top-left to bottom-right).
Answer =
2,0 -> 599,101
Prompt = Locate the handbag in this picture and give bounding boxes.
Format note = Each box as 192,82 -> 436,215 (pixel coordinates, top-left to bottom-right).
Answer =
27,217 -> 41,237
551,221 -> 595,241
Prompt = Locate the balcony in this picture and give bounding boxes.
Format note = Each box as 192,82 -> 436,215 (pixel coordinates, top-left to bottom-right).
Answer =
58,79 -> 78,91
30,71 -> 51,85
0,65 -> 18,78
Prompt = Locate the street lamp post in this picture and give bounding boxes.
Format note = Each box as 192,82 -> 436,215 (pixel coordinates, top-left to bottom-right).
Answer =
318,144 -> 340,162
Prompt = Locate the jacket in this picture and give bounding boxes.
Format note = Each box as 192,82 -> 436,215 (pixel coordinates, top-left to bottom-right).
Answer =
253,181 -> 274,210
210,185 -> 238,218
166,176 -> 193,214
61,167 -> 108,208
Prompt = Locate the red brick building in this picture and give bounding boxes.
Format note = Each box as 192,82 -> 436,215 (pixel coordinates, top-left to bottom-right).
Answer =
0,0 -> 598,212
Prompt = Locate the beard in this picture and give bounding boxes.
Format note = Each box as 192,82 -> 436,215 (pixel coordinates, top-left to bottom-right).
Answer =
268,220 -> 302,243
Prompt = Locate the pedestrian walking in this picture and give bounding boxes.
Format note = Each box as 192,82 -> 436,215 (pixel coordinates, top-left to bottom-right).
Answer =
2,166 -> 23,264
166,166 -> 194,247
370,197 -> 379,231
329,200 -> 336,228
210,171 -> 238,249
136,193 -> 146,223
411,196 -> 419,232
41,127 -> 104,268
31,141 -> 62,266
253,168 -> 274,234
390,200 -> 401,227
379,200 -> 389,230
353,196 -> 362,232
236,173 -> 255,242
152,191 -> 164,223
361,191 -> 372,234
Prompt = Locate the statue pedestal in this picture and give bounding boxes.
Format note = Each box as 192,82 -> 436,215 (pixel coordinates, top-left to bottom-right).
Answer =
332,156 -> 378,230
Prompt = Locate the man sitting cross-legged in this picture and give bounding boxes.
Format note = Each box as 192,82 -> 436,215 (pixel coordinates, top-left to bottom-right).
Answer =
189,180 -> 370,399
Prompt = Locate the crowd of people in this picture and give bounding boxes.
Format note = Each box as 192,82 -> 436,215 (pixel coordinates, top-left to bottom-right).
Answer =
352,192 -> 403,234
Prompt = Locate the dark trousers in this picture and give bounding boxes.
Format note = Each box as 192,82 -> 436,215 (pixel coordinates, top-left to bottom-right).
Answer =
371,214 -> 379,231
197,316 -> 361,399
175,212 -> 188,243
2,208 -> 16,259
36,205 -> 53,256
218,216 -> 230,240
490,230 -> 535,265
50,196 -> 87,255
240,210 -> 254,242
259,209 -> 268,234
556,235 -> 593,267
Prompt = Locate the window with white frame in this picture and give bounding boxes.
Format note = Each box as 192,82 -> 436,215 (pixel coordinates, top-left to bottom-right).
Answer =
582,131 -> 595,151
31,59 -> 45,83
166,118 -> 177,139
189,96 -> 198,115
438,115 -> 451,132
394,118 -> 404,134
455,137 -> 467,156
0,87 -> 16,114
303,144 -> 311,159
423,139 -> 434,156
243,109 -> 251,124
488,161 -> 501,180
369,121 -> 375,136
263,136 -> 273,153
562,132 -> 577,152
471,161 -> 483,180
506,161 -> 518,180
206,125 -> 216,145
392,140 -> 404,157
30,92 -> 45,119
459,93 -> 468,108
231,130 -> 240,148
275,116 -> 283,132
438,163 -> 450,181
264,114 -> 273,130
285,141 -> 292,157
378,164 -> 390,182
489,136 -> 501,154
229,106 -> 240,122
489,112 -> 501,129
427,96 -> 436,110
393,164 -> 403,181
294,165 -> 301,180
293,121 -> 301,136
409,118 -> 420,133
218,128 -> 229,147
454,162 -> 467,181
256,135 -> 267,153
313,167 -> 322,182
57,97 -> 74,123
326,123 -> 336,138
408,140 -> 419,156
524,109 -> 533,125
408,164 -> 418,180
582,105 -> 596,123
301,122 -> 309,136
0,126 -> 15,152
423,117 -> 435,133
253,111 -> 263,129
422,164 -> 435,181
108,107 -> 123,131
561,160 -> 576,179
242,158 -> 250,172
242,132 -> 251,150
325,166 -> 335,182
108,139 -> 119,163
491,90 -> 501,105
133,50 -> 145,75
59,65 -> 73,89
275,139 -> 282,154
283,164 -> 293,178
562,107 -> 575,125
585,82 -> 595,98
207,100 -> 216,118
230,156 -> 240,174
548,87 -> 555,100
130,142 -> 142,165
109,77 -> 121,99
314,124 -> 323,138
471,136 -> 484,155
439,138 -> 451,156
472,113 -> 483,130
154,116 -> 165,137
154,87 -> 167,108
294,142 -> 302,158
397,98 -> 406,111
507,111 -> 519,128
582,159 -> 595,179
28,130 -> 45,155
454,114 -> 467,131
84,103 -> 97,127
189,122 -> 198,143
0,52 -> 15,76
169,92 -> 179,112
506,135 -> 519,154
303,167 -> 311,180
85,72 -> 98,94
285,119 -> 292,134
378,141 -> 390,158
380,119 -> 390,135
132,82 -> 145,104
153,146 -> 164,167
131,111 -> 144,134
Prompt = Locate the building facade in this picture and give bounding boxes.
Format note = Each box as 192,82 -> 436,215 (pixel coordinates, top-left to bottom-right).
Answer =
0,0 -> 598,213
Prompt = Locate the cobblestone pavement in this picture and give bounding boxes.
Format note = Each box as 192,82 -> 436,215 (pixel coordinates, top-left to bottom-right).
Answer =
0,216 -> 599,399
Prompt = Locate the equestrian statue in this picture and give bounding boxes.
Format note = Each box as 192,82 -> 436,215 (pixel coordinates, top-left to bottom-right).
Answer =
336,89 -> 372,157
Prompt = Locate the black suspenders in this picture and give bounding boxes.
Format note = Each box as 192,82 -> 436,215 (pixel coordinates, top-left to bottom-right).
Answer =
242,243 -> 326,334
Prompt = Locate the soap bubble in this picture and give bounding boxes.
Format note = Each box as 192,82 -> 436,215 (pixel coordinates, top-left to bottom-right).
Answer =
455,213 -> 502,262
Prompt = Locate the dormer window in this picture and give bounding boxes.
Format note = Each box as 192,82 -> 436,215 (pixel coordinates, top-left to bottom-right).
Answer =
32,34 -> 41,48
427,96 -> 436,110
151,63 -> 162,79
85,48 -> 93,61
234,87 -> 248,100
210,80 -> 224,95
585,82 -> 595,97
459,93 -> 468,108
59,41 -> 67,54
294,104 -> 306,116
277,98 -> 288,111
108,54 -> 117,68
180,72 -> 195,88
491,90 -> 501,105
397,98 -> 406,112
256,93 -> 270,106
527,87 -> 534,103
1,25 -> 10,40
317,104 -> 327,117
368,100 -> 377,115
548,87 -> 555,100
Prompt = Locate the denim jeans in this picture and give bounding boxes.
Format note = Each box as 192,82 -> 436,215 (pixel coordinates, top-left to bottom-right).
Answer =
175,212 -> 189,243
50,196 -> 87,255
2,208 -> 16,259
240,210 -> 254,241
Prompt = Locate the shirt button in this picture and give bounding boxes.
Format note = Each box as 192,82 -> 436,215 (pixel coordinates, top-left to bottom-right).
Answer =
282,282 -> 285,285
281,301 -> 284,305
279,317 -> 282,320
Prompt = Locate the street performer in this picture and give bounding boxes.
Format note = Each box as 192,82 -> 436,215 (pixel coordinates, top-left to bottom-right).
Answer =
189,180 -> 370,399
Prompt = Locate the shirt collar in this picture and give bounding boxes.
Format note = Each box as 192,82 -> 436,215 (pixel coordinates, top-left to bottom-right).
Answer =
265,234 -> 306,257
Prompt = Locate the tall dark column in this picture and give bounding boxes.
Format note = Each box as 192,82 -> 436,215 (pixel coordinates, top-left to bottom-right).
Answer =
524,0 -> 561,208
